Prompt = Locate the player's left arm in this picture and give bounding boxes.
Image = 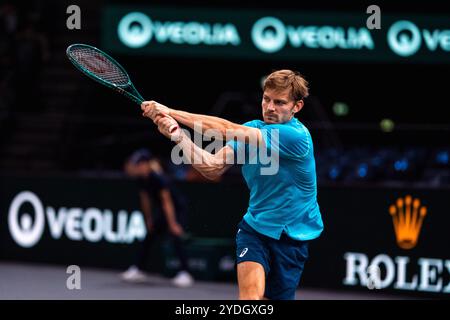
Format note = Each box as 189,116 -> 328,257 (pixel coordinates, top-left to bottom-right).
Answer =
141,101 -> 262,146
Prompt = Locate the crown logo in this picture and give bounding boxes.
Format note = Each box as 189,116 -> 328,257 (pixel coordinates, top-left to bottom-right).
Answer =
389,195 -> 427,249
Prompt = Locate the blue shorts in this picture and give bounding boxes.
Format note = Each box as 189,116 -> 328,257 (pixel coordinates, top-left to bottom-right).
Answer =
235,219 -> 309,300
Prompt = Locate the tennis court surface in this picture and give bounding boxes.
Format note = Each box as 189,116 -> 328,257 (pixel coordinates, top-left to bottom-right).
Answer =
0,261 -> 414,300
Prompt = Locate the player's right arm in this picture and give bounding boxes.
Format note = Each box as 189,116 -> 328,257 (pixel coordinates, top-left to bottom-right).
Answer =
181,142 -> 235,181
177,135 -> 235,181
155,115 -> 235,181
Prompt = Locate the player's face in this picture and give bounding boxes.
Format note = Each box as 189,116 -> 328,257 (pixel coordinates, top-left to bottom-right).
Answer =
262,88 -> 303,124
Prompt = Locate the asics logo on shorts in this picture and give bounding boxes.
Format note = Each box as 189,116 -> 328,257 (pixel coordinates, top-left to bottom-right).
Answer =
239,248 -> 248,257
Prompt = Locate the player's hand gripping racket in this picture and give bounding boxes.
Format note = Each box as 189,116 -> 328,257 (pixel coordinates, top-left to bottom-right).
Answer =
66,43 -> 178,133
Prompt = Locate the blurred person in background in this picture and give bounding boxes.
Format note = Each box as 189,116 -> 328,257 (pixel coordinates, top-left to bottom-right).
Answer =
120,148 -> 194,288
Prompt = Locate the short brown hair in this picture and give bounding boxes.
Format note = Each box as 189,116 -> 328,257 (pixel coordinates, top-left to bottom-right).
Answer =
263,69 -> 309,101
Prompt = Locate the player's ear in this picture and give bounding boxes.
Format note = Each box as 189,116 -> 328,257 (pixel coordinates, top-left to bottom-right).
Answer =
293,99 -> 304,114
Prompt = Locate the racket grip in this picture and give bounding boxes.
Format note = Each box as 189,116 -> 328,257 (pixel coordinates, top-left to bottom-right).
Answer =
168,124 -> 179,134
168,123 -> 181,142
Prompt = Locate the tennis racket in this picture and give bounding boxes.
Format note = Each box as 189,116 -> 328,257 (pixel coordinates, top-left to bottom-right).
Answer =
66,43 -> 177,132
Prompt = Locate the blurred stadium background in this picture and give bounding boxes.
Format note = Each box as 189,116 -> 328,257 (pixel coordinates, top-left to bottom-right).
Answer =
0,0 -> 449,299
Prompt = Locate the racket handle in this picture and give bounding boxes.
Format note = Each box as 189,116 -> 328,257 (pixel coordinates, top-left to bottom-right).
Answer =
168,123 -> 179,134
168,123 -> 181,142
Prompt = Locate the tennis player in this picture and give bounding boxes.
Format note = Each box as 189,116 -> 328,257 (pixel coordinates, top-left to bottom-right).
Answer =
141,70 -> 324,300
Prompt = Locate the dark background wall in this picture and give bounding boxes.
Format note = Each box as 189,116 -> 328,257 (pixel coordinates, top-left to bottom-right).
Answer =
0,0 -> 449,299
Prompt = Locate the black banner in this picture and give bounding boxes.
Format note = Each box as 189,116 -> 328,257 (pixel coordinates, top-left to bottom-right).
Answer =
102,5 -> 450,63
1,175 -> 449,297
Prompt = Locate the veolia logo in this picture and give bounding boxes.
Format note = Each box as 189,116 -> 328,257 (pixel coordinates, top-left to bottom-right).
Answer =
7,191 -> 146,248
8,191 -> 45,248
251,16 -> 374,54
117,12 -> 241,49
387,20 -> 422,57
251,17 -> 287,53
118,12 -> 153,48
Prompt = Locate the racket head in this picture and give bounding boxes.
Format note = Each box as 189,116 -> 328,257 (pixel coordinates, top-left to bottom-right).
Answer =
66,44 -> 131,87
66,44 -> 145,105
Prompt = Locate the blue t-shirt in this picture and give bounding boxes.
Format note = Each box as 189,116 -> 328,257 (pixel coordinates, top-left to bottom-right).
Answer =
227,118 -> 323,241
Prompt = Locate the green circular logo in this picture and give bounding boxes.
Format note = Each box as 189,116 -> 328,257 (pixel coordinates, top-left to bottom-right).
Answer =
118,12 -> 152,48
251,17 -> 287,53
387,20 -> 421,57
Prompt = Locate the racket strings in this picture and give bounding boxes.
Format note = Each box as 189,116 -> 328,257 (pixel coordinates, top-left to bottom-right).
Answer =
69,47 -> 129,86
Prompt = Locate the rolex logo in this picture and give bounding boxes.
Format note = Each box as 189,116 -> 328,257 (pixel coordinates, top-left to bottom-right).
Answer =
389,195 -> 427,249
